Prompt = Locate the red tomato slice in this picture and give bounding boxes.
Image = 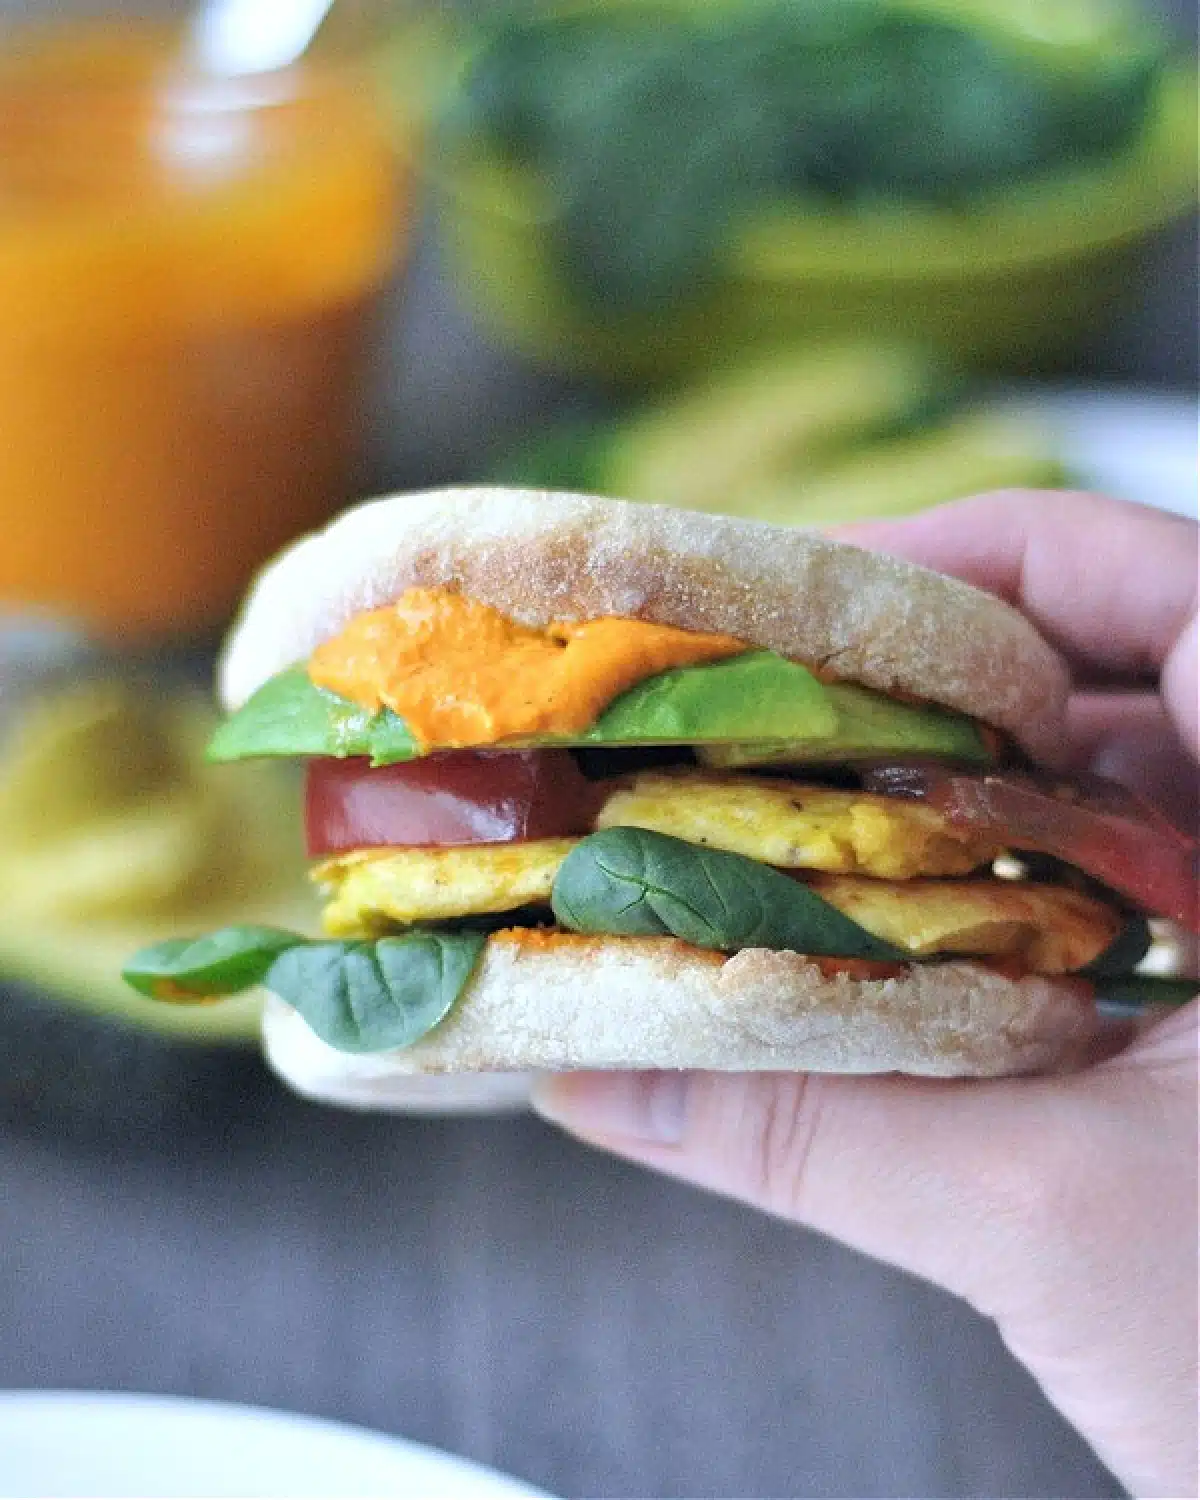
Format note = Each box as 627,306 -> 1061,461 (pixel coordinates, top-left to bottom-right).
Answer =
863,765 -> 1200,931
305,751 -> 602,856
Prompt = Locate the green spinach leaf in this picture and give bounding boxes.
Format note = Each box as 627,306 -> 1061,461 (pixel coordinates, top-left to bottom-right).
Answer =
1082,916 -> 1153,978
552,827 -> 906,959
265,930 -> 485,1053
1094,976 -> 1197,1013
122,926 -> 306,999
123,927 -> 485,1052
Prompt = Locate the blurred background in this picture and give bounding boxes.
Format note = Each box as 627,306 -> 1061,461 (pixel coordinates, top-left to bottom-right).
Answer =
0,0 -> 1195,1494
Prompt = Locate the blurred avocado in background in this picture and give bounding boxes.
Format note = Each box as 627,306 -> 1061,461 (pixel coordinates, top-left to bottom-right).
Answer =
0,659 -> 317,1138
490,342 -> 1067,523
427,0 -> 1197,381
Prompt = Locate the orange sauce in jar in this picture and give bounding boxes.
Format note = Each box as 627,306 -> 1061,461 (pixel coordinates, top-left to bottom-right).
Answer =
0,25 -> 407,638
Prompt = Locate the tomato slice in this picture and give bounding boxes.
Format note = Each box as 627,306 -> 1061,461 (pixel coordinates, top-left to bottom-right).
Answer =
305,751 -> 602,856
863,765 -> 1200,931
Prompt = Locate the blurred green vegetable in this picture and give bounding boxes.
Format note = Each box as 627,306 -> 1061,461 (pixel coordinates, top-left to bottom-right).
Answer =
124,926 -> 486,1055
431,0 -> 1196,377
722,409 -> 1067,526
446,0 -> 1163,310
488,415 -> 612,492
599,342 -> 959,513
490,343 -> 1066,526
0,680 -> 315,1043
552,826 -> 909,956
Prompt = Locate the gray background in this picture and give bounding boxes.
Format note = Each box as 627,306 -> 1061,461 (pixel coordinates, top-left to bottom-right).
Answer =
0,1 -> 1196,1495
0,1095 -> 1132,1499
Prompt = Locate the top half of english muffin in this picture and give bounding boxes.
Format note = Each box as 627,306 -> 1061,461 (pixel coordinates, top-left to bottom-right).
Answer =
218,488 -> 1070,760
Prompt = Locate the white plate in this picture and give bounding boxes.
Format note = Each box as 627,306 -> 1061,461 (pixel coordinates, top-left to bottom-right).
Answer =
0,1391 -> 554,1500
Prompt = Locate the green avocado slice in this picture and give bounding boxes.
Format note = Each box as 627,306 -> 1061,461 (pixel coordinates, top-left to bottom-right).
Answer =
208,652 -> 993,767
698,681 -> 992,767
208,668 -> 419,764
598,342 -> 956,514
581,651 -> 835,745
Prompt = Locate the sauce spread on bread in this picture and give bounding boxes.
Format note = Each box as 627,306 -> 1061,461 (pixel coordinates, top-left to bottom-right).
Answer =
307,587 -> 747,747
492,930 -> 907,981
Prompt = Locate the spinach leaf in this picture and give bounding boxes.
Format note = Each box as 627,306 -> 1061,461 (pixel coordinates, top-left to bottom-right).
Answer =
264,931 -> 486,1053
1082,916 -> 1153,978
1094,976 -> 1197,1014
552,827 -> 906,960
123,928 -> 485,1052
122,926 -> 305,1000
447,4 -> 1161,310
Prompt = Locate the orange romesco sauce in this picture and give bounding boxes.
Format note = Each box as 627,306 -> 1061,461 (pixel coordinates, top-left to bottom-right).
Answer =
492,929 -> 727,963
308,588 -> 748,747
491,930 -> 909,978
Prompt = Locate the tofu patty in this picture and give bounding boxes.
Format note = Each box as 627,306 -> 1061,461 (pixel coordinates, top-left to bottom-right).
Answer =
315,845 -> 1119,973
595,771 -> 1000,879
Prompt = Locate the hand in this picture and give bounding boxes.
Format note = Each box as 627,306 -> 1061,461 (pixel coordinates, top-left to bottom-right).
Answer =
533,491 -> 1199,1499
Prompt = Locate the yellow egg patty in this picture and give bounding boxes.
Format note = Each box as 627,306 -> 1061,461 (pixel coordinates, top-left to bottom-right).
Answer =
314,839 -> 1119,978
316,840 -> 577,935
315,771 -> 1002,933
595,771 -> 1000,879
806,875 -> 1120,974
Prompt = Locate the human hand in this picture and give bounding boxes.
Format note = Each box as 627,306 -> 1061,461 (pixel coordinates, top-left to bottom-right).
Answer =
533,491 -> 1199,1498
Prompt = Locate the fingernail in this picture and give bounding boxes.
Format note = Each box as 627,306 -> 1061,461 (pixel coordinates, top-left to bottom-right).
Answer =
531,1071 -> 688,1145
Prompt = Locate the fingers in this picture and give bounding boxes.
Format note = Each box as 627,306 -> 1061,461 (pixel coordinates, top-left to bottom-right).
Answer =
1098,988 -> 1200,1073
534,1004 -> 1200,1498
531,1007 -> 1196,1316
532,1067 -> 1086,1316
1162,614 -> 1199,769
531,1000 -> 1195,1319
1064,691 -> 1198,832
831,491 -> 1198,696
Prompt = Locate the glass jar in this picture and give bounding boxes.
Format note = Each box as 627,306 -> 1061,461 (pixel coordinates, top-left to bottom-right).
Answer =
0,0 -> 414,639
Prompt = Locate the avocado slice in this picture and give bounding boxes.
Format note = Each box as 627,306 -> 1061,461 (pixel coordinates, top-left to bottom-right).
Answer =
697,680 -> 990,768
0,682 -> 317,1045
209,652 -> 994,767
599,342 -> 955,515
0,680 -> 318,1141
725,408 -> 1067,528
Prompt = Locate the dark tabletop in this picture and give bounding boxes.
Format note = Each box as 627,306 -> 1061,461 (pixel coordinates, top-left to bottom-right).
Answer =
1,4 -> 1195,1484
0,1070 -> 1126,1500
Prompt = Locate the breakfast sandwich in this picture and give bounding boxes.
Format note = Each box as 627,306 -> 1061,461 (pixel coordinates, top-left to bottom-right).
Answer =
124,488 -> 1197,1105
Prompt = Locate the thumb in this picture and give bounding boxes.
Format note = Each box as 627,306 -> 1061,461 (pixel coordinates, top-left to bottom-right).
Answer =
530,1028 -> 1148,1317
534,1007 -> 1199,1499
532,1067 -> 1043,1308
